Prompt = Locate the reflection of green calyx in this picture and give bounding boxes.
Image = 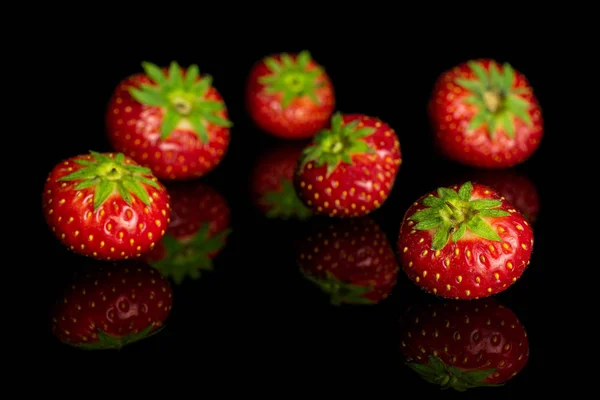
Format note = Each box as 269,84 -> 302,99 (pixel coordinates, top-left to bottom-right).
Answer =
73,324 -> 163,350
302,270 -> 375,305
261,180 -> 312,220
455,60 -> 533,138
410,181 -> 510,251
58,151 -> 161,211
129,61 -> 232,142
259,50 -> 325,108
151,223 -> 231,284
407,355 -> 502,391
299,112 -> 375,177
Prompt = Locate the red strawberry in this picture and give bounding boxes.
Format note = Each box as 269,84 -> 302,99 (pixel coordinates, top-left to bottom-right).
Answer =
51,260 -> 173,350
399,299 -> 530,390
245,50 -> 335,139
294,113 -> 402,217
106,61 -> 232,181
249,141 -> 313,220
294,217 -> 399,304
397,181 -> 533,299
42,151 -> 171,261
460,169 -> 540,224
144,181 -> 231,284
428,59 -> 543,168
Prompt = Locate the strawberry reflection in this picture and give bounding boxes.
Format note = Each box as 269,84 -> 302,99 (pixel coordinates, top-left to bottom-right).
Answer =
145,180 -> 231,284
50,259 -> 172,350
294,217 -> 398,305
456,168 -> 539,224
398,298 -> 529,391
249,140 -> 312,220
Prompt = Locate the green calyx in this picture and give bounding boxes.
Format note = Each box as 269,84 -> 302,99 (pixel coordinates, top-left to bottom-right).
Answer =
129,61 -> 232,142
455,60 -> 533,138
261,180 -> 313,220
409,181 -> 510,251
58,151 -> 161,211
407,355 -> 502,392
150,223 -> 231,284
72,325 -> 162,350
259,50 -> 325,108
299,112 -> 375,177
302,270 -> 375,305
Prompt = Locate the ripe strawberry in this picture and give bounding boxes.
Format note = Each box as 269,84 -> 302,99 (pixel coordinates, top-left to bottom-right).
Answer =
294,217 -> 399,304
399,299 -> 530,390
42,151 -> 171,261
106,61 -> 232,181
397,181 -> 533,299
144,181 -> 231,284
245,50 -> 335,139
51,260 -> 173,350
461,169 -> 540,224
249,141 -> 313,220
428,59 -> 543,168
294,112 -> 402,217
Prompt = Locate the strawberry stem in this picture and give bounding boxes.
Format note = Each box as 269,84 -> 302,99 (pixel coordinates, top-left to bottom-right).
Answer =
406,355 -> 503,391
408,182 -> 511,251
58,151 -> 162,211
128,61 -> 232,142
298,113 -> 376,177
454,60 -> 534,138
259,50 -> 325,108
301,270 -> 375,305
149,223 -> 231,284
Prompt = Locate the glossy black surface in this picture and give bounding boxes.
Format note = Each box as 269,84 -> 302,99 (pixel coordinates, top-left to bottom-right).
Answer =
37,38 -> 557,393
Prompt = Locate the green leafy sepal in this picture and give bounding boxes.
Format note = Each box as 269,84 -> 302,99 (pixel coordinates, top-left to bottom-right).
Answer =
150,223 -> 231,284
261,180 -> 313,220
301,270 -> 375,305
259,50 -> 325,108
58,151 -> 162,211
298,112 -> 376,177
455,60 -> 533,138
409,181 -> 510,251
72,324 -> 163,350
129,61 -> 232,142
407,355 -> 503,391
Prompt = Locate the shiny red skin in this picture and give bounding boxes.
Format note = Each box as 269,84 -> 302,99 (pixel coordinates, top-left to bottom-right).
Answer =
465,169 -> 540,224
397,183 -> 533,299
145,181 -> 231,262
245,53 -> 335,139
399,299 -> 530,385
294,114 -> 402,217
428,59 -> 543,168
42,153 -> 171,260
295,217 -> 399,303
51,260 -> 173,347
106,69 -> 230,181
249,141 -> 307,214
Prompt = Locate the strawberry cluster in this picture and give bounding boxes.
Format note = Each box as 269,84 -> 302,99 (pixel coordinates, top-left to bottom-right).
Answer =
41,51 -> 542,376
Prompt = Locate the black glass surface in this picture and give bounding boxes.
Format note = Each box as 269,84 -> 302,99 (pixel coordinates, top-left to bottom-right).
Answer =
37,39 -> 555,394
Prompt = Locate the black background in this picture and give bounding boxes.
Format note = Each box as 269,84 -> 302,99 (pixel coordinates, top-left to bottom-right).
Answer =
33,20 -> 562,396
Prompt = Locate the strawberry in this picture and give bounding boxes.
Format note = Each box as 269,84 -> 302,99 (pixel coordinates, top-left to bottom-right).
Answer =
398,299 -> 530,391
294,112 -> 402,217
249,141 -> 313,220
144,181 -> 231,284
42,151 -> 171,261
106,61 -> 232,181
294,217 -> 399,304
428,59 -> 543,168
51,260 -> 173,350
460,169 -> 540,224
397,181 -> 533,299
245,50 -> 335,139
